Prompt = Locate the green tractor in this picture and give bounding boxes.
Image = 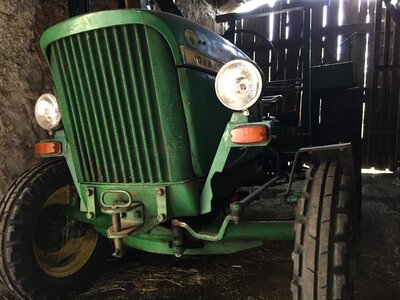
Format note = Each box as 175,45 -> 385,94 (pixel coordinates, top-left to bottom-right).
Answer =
0,5 -> 359,300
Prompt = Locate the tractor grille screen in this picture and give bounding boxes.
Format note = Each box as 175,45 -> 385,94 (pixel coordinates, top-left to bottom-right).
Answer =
50,24 -> 192,183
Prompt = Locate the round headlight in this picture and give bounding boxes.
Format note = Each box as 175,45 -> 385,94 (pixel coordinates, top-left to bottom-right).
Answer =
34,93 -> 61,130
215,59 -> 263,111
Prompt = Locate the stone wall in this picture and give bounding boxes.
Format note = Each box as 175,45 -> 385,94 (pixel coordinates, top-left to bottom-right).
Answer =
0,1 -> 67,195
0,0 -> 218,196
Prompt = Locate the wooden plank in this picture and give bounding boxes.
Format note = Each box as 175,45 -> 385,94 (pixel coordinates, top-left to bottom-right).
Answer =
323,1 -> 339,63
377,8 -> 392,168
362,0 -> 376,167
216,0 -> 326,23
270,12 -> 281,81
356,0 -> 368,168
311,5 -> 324,66
241,17 -> 259,60
284,9 -> 303,112
277,11 -> 287,82
313,23 -> 374,36
355,0 -> 368,85
252,7 -> 271,80
387,18 -> 400,169
392,26 -> 400,166
269,11 -> 283,115
341,0 -> 359,62
366,0 -> 383,167
276,11 -> 287,114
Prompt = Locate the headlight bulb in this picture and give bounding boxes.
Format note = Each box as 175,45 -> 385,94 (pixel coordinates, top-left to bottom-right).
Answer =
34,93 -> 62,130
215,59 -> 263,111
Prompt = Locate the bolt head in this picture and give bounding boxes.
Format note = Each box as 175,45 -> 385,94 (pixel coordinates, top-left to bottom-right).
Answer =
85,189 -> 92,197
156,188 -> 164,196
157,213 -> 166,222
86,212 -> 95,220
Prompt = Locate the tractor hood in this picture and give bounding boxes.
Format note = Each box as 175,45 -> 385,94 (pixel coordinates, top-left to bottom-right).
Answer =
40,9 -> 248,73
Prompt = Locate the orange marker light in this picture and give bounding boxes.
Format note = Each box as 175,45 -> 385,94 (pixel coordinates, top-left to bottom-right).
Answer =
34,141 -> 61,155
231,125 -> 268,144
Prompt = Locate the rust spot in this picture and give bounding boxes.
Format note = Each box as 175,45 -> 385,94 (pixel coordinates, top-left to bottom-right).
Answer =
130,191 -> 137,197
185,182 -> 193,189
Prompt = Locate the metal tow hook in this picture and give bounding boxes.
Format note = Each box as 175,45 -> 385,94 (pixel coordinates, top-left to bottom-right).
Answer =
111,212 -> 124,258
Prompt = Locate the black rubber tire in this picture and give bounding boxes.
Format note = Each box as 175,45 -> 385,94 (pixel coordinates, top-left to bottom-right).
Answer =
291,162 -> 356,300
0,159 -> 107,300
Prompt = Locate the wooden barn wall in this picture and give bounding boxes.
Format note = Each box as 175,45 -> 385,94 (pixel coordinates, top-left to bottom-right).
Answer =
367,0 -> 400,170
225,0 -> 400,170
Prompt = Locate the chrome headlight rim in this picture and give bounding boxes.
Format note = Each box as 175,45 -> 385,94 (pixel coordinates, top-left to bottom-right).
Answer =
34,93 -> 62,131
215,59 -> 264,111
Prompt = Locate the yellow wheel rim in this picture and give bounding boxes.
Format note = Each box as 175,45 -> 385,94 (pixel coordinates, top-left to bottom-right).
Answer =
33,186 -> 98,278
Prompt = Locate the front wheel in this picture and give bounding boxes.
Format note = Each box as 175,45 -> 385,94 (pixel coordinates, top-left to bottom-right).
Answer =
291,162 -> 357,300
0,160 -> 107,299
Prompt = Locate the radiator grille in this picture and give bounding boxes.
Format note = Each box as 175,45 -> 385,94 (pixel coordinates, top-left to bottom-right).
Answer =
50,24 -> 191,183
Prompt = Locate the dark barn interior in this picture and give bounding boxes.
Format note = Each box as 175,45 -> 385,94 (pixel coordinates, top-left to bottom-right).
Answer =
0,0 -> 399,299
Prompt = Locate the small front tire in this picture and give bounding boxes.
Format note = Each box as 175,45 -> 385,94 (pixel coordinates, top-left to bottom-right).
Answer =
0,160 -> 107,299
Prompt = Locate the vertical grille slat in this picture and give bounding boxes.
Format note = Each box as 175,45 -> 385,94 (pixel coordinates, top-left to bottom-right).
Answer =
102,28 -> 128,182
129,25 -> 154,182
90,30 -> 119,181
122,25 -> 147,182
81,31 -> 111,182
68,38 -> 98,181
51,24 -> 190,183
56,41 -> 91,180
74,35 -> 104,181
94,29 -> 126,182
133,26 -> 162,181
143,27 -> 169,180
111,27 -> 138,182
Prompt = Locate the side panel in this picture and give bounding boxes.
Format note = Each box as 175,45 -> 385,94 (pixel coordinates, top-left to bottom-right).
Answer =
177,68 -> 232,177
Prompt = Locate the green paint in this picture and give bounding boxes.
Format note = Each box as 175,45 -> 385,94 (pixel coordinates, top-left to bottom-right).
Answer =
83,187 -> 96,219
178,68 -> 232,177
125,221 -> 293,255
126,236 -> 263,255
40,10 -> 247,68
49,24 -> 193,184
36,9 -> 295,256
200,112 -> 271,214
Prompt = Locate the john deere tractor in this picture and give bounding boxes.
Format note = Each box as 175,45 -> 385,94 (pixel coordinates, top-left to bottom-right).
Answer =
0,4 -> 359,300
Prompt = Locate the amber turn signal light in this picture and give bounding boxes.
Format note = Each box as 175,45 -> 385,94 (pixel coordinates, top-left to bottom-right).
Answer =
230,125 -> 268,144
34,141 -> 61,155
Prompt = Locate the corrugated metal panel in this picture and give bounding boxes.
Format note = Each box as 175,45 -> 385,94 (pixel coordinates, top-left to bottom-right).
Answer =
50,24 -> 189,183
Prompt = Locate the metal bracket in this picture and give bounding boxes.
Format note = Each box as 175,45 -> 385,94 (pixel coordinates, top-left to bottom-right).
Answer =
155,187 -> 167,223
83,187 -> 96,220
283,142 -> 353,196
171,215 -> 233,242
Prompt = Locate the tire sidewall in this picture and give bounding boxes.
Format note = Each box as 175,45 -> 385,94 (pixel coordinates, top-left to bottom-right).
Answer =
2,160 -> 107,299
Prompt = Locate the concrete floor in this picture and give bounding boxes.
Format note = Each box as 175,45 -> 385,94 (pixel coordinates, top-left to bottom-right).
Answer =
1,173 -> 400,299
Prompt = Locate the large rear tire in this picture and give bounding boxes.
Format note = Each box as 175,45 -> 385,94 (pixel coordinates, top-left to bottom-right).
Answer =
291,162 -> 357,300
0,160 -> 107,299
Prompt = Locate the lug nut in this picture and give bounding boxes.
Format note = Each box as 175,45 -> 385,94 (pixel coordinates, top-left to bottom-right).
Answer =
156,188 -> 164,197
